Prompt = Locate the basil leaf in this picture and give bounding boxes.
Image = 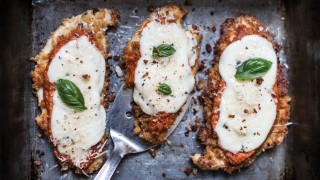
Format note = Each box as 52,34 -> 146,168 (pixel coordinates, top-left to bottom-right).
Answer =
235,58 -> 272,80
152,44 -> 176,57
157,83 -> 172,95
56,79 -> 87,110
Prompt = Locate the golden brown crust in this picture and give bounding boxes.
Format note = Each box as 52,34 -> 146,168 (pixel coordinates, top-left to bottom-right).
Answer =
122,5 -> 202,144
191,15 -> 291,173
30,9 -> 119,174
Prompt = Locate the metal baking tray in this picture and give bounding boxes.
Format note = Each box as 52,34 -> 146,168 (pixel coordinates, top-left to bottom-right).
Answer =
1,0 -> 320,179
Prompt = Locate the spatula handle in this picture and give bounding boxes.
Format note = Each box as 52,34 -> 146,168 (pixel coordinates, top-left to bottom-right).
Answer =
94,149 -> 124,180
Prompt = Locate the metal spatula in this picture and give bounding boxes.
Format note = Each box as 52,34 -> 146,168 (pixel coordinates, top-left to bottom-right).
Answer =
94,84 -> 192,180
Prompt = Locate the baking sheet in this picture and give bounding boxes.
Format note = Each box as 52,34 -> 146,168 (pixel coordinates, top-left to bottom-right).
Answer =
28,0 -> 290,179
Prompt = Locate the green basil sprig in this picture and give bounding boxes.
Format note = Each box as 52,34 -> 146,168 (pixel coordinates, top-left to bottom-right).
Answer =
157,83 -> 172,95
152,44 -> 176,57
56,79 -> 87,110
235,58 -> 272,80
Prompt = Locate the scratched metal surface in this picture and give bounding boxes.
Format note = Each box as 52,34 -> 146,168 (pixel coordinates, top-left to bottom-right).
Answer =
28,0 -> 290,179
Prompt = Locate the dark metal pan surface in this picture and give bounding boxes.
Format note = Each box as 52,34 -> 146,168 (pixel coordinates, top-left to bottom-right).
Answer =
1,0 -> 319,179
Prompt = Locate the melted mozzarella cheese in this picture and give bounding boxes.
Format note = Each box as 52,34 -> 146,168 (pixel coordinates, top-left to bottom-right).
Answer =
215,35 -> 277,154
133,21 -> 198,115
48,35 -> 106,168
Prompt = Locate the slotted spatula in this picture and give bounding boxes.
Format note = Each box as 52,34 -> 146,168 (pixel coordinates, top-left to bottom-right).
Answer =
94,84 -> 192,180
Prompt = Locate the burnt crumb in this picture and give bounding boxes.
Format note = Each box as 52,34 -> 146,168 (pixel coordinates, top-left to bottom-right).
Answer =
244,109 -> 248,113
88,86 -> 91,89
36,150 -> 44,157
192,105 -> 199,114
242,119 -> 246,122
196,79 -> 206,91
113,55 -> 120,61
271,93 -> 276,98
197,60 -> 205,72
180,143 -> 185,148
149,148 -> 156,158
256,77 -> 264,85
253,108 -> 257,113
184,167 -> 192,176
228,114 -> 235,118
197,95 -> 204,106
210,11 -> 214,16
107,93 -> 116,103
143,59 -> 148,64
184,0 -> 192,6
205,44 -> 212,53
162,173 -> 166,177
191,124 -> 198,132
133,8 -> 138,14
212,26 -> 216,32
147,5 -> 155,12
192,8 -> 196,12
